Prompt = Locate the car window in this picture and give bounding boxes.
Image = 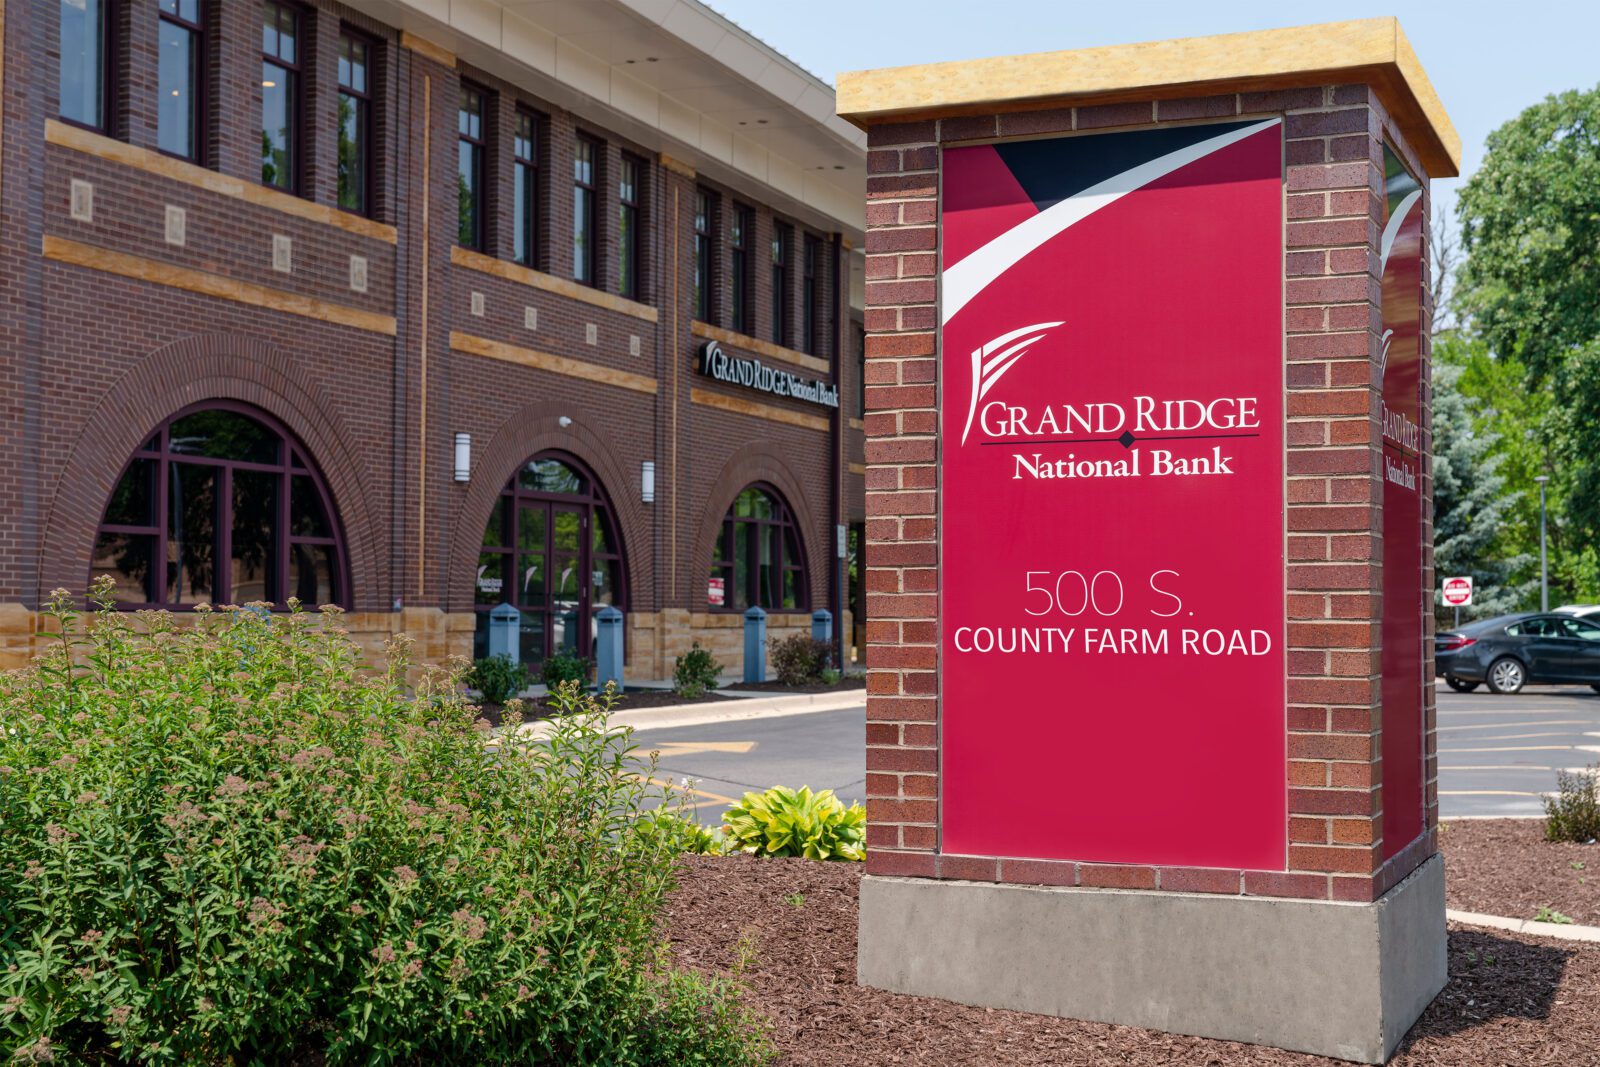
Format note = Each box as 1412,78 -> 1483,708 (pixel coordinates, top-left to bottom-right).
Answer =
1563,617 -> 1600,641
1514,617 -> 1559,637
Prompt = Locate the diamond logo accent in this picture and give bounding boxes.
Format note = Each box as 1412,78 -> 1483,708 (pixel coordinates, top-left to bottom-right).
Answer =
1118,430 -> 1137,449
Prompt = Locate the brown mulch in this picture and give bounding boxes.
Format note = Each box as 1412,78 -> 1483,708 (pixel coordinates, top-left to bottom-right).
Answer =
1441,818 -> 1600,925
665,854 -> 1600,1065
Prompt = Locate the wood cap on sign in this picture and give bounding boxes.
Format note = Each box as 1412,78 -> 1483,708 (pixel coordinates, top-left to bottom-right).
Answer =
835,17 -> 1460,178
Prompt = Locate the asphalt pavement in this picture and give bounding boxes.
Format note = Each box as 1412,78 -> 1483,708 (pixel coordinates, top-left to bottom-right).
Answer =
1437,681 -> 1600,818
630,682 -> 1600,826
632,704 -> 865,824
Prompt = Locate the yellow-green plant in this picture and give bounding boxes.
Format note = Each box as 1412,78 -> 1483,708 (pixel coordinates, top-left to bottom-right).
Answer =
0,582 -> 770,1066
638,808 -> 729,856
721,786 -> 865,861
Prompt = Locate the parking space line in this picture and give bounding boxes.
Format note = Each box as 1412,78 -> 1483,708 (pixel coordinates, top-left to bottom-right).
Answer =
1436,720 -> 1586,731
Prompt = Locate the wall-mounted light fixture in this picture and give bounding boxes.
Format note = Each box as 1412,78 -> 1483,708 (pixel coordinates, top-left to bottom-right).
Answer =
558,416 -> 573,428
453,432 -> 471,483
641,461 -> 656,504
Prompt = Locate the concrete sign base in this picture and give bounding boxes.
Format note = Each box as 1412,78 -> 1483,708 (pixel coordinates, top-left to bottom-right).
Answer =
857,855 -> 1446,1064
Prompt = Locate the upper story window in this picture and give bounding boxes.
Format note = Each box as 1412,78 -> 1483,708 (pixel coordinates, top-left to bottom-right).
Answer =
618,155 -> 641,300
573,136 -> 598,285
457,85 -> 486,250
803,236 -> 821,356
260,2 -> 301,192
693,189 -> 713,321
157,1 -> 203,161
730,205 -> 751,334
513,110 -> 539,267
337,33 -> 372,215
771,224 -> 790,347
59,0 -> 110,131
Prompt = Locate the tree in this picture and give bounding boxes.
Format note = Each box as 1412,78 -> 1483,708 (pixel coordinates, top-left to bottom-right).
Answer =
1430,345 -> 1531,620
1456,85 -> 1600,596
1458,86 -> 1600,380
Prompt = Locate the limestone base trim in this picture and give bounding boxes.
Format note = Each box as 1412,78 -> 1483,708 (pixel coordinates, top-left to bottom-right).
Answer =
857,854 -> 1447,1064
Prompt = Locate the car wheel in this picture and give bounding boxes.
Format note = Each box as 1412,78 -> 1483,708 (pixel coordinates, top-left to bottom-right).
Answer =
1487,657 -> 1526,695
1446,677 -> 1480,693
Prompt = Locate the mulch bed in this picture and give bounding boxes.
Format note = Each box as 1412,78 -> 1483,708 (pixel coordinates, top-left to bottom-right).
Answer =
665,854 -> 1600,1065
1441,818 -> 1600,925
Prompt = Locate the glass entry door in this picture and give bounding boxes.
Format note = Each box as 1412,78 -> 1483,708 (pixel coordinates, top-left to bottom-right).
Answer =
474,454 -> 627,670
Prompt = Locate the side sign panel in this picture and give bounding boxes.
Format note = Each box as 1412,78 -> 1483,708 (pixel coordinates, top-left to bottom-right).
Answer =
1379,148 -> 1426,859
940,120 -> 1287,869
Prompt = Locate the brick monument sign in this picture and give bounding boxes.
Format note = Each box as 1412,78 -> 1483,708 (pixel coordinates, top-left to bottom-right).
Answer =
836,19 -> 1457,1064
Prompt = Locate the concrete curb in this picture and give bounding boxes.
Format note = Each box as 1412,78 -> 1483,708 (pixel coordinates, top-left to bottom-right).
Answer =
1446,908 -> 1600,943
500,688 -> 865,740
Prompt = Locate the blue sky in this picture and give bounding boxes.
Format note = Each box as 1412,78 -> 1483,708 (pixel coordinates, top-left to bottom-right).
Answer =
705,0 -> 1599,229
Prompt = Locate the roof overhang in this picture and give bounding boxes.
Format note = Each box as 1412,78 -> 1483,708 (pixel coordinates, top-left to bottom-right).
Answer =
836,18 -> 1459,178
345,0 -> 867,235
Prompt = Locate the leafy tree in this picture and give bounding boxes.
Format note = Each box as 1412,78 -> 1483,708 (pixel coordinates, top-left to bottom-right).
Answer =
1430,346 -> 1531,619
1456,85 -> 1600,599
1458,86 -> 1600,380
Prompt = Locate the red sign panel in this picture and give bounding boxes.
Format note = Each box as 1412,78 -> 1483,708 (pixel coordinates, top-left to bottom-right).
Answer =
939,120 -> 1286,870
1442,577 -> 1472,607
1379,148 -> 1426,860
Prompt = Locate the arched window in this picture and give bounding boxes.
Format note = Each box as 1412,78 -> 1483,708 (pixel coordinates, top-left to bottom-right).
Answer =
91,405 -> 348,608
708,485 -> 808,612
474,453 -> 627,666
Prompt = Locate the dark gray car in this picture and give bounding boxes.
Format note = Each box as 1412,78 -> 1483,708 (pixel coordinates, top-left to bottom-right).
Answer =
1435,612 -> 1600,694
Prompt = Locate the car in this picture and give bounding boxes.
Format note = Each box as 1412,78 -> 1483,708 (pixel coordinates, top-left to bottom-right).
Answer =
1555,604 -> 1600,622
1435,612 -> 1600,695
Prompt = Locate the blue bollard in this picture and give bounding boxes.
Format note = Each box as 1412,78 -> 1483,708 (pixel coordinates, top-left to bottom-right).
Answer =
743,606 -> 767,684
595,605 -> 624,693
811,609 -> 832,644
488,603 -> 520,663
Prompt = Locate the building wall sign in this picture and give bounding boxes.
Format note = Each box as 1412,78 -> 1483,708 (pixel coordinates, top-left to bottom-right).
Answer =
697,340 -> 839,408
938,119 -> 1288,870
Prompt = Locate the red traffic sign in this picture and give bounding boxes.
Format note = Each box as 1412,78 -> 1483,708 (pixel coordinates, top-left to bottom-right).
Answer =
1442,576 -> 1473,607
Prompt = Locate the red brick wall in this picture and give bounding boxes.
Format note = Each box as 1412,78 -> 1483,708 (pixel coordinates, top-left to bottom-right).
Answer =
0,0 -> 863,661
861,87 -> 1436,902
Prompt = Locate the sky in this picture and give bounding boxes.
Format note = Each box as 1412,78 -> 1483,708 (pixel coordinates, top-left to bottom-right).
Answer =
703,0 -> 1600,230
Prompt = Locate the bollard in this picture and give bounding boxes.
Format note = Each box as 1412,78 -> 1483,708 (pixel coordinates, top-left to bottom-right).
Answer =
743,605 -> 767,684
811,609 -> 833,644
595,605 -> 624,693
488,603 -> 520,663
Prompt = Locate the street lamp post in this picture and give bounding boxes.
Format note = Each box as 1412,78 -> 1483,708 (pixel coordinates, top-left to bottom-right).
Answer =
1535,475 -> 1549,612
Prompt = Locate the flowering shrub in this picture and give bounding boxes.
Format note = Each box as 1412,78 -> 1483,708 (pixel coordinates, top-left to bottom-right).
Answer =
0,583 -> 770,1065
768,635 -> 832,687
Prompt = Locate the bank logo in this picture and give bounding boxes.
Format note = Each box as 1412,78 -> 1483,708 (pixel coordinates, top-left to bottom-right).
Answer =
961,321 -> 1065,445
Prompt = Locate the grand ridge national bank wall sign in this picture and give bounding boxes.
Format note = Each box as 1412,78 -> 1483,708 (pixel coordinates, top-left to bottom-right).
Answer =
940,118 -> 1287,870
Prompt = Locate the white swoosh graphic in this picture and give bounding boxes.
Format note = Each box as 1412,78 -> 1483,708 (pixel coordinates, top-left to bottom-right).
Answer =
942,119 -> 1280,326
961,322 -> 1064,445
1380,188 -> 1422,275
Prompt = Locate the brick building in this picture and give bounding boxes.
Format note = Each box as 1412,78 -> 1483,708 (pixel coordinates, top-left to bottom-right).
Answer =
1,0 -> 868,677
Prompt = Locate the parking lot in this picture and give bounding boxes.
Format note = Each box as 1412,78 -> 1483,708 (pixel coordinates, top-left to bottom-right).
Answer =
1438,681 -> 1600,817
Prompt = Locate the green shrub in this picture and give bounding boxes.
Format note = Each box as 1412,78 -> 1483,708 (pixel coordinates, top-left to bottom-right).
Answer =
540,649 -> 594,691
768,634 -> 831,687
0,584 -> 770,1066
819,668 -> 841,686
672,643 -> 722,699
638,809 -> 728,856
1545,765 -> 1600,842
469,653 -> 528,704
722,786 -> 865,862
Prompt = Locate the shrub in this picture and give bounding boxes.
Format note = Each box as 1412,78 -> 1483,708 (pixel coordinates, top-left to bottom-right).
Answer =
638,809 -> 728,856
0,584 -> 770,1066
819,668 -> 841,686
540,649 -> 594,691
722,786 -> 865,862
469,653 -> 528,704
768,634 -> 832,687
672,643 -> 722,699
1545,765 -> 1600,842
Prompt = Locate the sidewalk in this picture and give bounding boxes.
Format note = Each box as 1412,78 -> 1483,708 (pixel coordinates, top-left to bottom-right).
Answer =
497,684 -> 865,739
